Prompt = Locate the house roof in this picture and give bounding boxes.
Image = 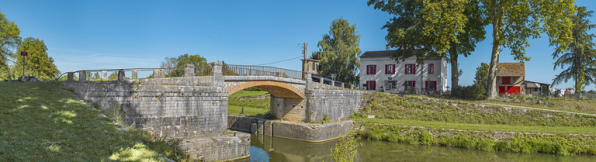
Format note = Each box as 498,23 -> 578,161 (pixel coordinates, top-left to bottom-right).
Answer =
498,62 -> 525,76
524,80 -> 550,85
360,50 -> 442,60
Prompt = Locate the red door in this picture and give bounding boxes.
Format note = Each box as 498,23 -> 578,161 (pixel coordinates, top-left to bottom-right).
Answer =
499,86 -> 506,94
507,86 -> 521,94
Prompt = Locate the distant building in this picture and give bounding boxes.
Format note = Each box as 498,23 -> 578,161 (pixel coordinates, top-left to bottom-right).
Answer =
524,80 -> 550,96
359,48 -> 448,94
496,62 -> 525,94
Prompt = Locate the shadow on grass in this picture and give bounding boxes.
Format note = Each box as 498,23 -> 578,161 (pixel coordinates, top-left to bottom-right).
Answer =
0,82 -> 170,161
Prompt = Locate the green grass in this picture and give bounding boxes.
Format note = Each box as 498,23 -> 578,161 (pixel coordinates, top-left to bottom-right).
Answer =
228,105 -> 270,117
229,90 -> 269,98
355,92 -> 596,156
0,82 -> 179,161
354,118 -> 596,134
228,90 -> 271,118
357,124 -> 596,156
414,93 -> 596,115
361,93 -> 596,127
481,98 -> 596,115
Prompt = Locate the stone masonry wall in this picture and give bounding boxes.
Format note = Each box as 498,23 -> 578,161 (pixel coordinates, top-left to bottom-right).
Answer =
270,95 -> 307,122
63,77 -> 228,139
306,89 -> 364,122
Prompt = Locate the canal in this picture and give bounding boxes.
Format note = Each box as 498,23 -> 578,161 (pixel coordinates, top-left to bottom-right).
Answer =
235,134 -> 595,162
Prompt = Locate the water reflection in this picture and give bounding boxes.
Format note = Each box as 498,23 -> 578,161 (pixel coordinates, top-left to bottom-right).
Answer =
239,134 -> 595,162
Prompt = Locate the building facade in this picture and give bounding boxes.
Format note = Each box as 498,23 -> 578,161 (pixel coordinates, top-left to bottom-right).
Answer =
359,50 -> 448,94
496,62 -> 525,94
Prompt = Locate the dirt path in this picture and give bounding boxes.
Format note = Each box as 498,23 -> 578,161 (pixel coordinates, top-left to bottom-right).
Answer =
476,102 -> 596,117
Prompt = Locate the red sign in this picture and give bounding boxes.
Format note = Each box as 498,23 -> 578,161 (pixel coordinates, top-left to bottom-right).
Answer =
20,51 -> 27,56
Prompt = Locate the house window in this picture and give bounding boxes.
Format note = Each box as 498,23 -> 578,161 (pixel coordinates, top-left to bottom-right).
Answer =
425,81 -> 437,91
429,63 -> 434,74
385,64 -> 396,74
405,64 -> 416,74
404,81 -> 415,90
366,65 -> 377,75
502,77 -> 511,85
366,80 -> 376,90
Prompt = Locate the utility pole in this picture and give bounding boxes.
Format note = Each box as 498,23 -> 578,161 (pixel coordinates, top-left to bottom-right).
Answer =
302,42 -> 308,80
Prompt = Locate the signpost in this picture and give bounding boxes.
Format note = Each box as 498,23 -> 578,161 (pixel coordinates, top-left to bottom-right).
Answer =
21,51 -> 27,77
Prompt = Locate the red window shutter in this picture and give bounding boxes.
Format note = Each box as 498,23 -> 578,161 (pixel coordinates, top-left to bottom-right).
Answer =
434,81 -> 437,91
413,64 -> 416,74
374,65 -> 377,75
366,81 -> 369,90
366,65 -> 369,75
425,81 -> 428,90
385,64 -> 388,74
393,64 -> 396,74
405,64 -> 408,74
413,81 -> 416,88
373,81 -> 376,90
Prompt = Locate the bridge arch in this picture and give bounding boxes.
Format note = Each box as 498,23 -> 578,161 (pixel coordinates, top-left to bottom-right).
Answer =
227,81 -> 305,99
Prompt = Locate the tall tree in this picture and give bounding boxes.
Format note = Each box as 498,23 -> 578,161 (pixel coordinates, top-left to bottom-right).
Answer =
482,0 -> 575,99
367,0 -> 486,90
312,18 -> 361,85
0,10 -> 21,80
474,62 -> 490,93
12,37 -> 60,81
551,6 -> 596,99
159,54 -> 208,77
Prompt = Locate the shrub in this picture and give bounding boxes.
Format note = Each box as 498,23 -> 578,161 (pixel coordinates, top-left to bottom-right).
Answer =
451,85 -> 487,100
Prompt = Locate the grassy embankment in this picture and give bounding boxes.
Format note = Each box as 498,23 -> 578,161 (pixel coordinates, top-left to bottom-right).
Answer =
354,92 -> 596,156
228,90 -> 270,118
416,94 -> 596,115
0,82 -> 188,161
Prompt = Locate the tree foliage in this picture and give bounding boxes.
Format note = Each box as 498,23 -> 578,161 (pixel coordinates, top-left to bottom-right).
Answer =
0,10 -> 21,80
312,18 -> 361,85
483,0 -> 576,99
474,62 -> 490,94
367,0 -> 486,89
331,130 -> 357,162
12,37 -> 60,81
551,6 -> 596,97
160,54 -> 208,77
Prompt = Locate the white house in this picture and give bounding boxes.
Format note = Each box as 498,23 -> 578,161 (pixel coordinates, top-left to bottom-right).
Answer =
359,49 -> 448,94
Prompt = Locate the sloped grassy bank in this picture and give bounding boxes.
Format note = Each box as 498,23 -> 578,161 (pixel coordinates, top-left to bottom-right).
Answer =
356,124 -> 596,156
0,82 -> 186,161
357,93 -> 596,127
354,92 -> 596,156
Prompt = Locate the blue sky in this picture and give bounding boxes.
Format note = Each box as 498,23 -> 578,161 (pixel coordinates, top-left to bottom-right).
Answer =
2,0 -> 596,90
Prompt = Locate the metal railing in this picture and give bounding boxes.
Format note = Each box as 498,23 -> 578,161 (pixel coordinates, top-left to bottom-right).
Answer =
222,64 -> 303,80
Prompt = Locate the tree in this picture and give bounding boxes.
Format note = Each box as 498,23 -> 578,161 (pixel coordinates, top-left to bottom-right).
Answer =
11,37 -> 60,81
551,6 -> 596,99
482,0 -> 575,99
474,62 -> 490,94
312,18 -> 361,85
367,0 -> 486,90
0,10 -> 21,80
159,54 -> 208,77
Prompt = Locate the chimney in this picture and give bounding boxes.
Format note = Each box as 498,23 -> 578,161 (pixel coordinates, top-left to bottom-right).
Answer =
386,44 -> 390,51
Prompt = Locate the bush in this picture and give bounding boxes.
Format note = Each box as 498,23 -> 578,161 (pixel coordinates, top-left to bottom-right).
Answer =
451,85 -> 487,100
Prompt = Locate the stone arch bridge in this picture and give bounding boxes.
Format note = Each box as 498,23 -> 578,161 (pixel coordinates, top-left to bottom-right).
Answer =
62,62 -> 363,161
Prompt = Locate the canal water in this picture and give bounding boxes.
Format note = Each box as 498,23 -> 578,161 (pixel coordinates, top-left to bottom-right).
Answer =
235,134 -> 595,162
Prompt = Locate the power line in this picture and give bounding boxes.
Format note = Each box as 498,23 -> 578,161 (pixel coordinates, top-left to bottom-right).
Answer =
254,55 -> 303,66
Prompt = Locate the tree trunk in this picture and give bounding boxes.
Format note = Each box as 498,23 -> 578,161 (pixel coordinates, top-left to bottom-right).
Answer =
450,47 -> 459,90
487,13 -> 502,100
